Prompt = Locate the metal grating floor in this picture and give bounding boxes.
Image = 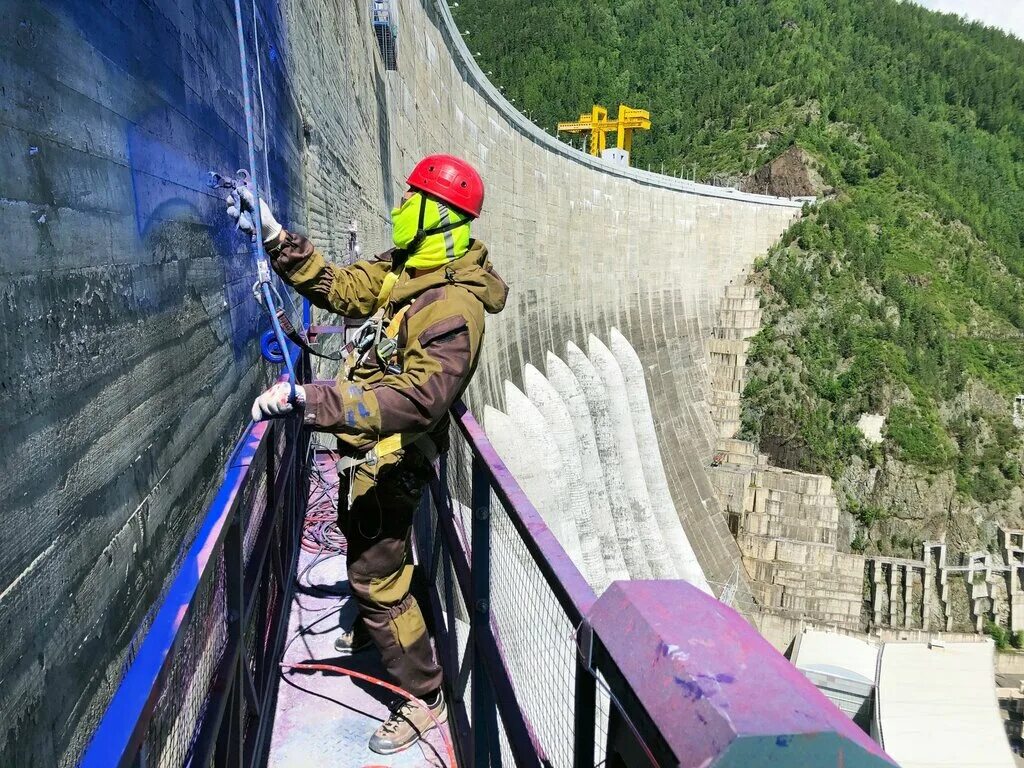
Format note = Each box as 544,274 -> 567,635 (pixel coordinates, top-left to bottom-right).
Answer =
267,451 -> 454,767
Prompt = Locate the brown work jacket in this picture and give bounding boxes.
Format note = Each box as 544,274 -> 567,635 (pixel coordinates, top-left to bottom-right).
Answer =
268,232 -> 508,458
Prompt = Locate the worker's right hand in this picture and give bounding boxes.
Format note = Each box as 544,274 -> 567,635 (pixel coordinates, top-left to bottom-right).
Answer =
251,382 -> 306,421
226,186 -> 283,243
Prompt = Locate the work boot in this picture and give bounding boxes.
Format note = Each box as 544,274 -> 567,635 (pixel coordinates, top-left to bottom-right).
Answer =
368,689 -> 447,755
333,620 -> 373,655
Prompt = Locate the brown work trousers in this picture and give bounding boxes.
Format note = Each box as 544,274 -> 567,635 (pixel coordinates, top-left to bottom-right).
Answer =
338,449 -> 442,697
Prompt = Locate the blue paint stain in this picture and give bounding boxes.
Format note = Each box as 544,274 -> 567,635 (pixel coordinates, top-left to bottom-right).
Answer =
29,146 -> 39,156
715,673 -> 735,684
40,0 -> 302,362
345,409 -> 357,427
674,677 -> 704,701
357,402 -> 370,418
776,735 -> 792,747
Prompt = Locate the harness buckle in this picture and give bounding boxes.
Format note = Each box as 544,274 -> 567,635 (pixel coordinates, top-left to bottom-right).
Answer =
376,336 -> 399,362
256,258 -> 272,285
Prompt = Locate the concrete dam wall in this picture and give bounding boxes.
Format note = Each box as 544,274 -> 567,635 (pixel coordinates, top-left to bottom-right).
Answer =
289,0 -> 801,591
1,0 -> 800,763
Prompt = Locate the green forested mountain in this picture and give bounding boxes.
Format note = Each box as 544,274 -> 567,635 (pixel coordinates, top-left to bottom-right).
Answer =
454,0 -> 1024,554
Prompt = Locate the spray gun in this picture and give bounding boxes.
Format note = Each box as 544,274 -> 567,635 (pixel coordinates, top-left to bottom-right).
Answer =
208,168 -> 301,399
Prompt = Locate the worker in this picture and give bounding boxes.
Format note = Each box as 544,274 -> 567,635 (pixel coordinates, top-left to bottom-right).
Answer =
226,155 -> 507,754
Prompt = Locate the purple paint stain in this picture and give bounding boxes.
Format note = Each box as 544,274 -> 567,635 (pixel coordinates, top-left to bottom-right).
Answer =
715,673 -> 735,684
674,676 -> 704,701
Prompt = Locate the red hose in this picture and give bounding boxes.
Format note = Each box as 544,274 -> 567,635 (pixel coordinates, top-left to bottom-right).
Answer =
302,464 -> 346,555
280,661 -> 457,768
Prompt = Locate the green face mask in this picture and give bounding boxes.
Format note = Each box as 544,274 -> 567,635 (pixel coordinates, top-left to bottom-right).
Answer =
389,191 -> 472,269
390,193 -> 423,250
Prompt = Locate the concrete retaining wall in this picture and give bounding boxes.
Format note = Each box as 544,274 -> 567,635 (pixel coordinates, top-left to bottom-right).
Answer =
707,268 -> 865,632
0,1 -> 305,763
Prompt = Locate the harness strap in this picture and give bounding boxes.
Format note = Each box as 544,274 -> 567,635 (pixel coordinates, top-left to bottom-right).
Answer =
336,432 -> 437,472
275,308 -> 343,361
383,302 -> 412,339
337,267 -> 423,472
343,266 -> 405,378
373,267 -> 403,313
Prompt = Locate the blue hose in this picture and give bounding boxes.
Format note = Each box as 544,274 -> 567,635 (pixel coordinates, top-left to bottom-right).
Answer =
262,282 -> 298,387
231,0 -> 297,402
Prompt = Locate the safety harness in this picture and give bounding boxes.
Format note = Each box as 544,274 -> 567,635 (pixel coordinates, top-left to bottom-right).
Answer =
335,266 -> 436,474
335,193 -> 470,474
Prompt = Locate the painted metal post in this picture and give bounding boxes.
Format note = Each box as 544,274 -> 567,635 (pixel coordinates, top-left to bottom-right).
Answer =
573,622 -> 597,768
216,508 -> 244,767
471,454 -> 496,766
437,454 -> 463,700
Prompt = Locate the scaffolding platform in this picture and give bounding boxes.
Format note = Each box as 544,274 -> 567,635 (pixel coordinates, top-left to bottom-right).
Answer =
268,451 -> 452,767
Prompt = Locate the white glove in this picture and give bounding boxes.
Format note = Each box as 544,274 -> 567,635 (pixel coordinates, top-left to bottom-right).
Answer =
251,382 -> 306,422
226,186 -> 283,243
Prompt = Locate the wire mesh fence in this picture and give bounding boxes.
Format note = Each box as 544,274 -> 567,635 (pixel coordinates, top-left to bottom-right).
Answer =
143,557 -> 227,768
417,410 -> 612,767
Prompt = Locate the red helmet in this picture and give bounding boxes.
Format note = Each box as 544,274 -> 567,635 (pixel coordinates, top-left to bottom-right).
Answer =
407,154 -> 484,218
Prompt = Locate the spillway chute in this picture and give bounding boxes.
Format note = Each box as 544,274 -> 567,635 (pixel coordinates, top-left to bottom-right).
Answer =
544,351 -> 632,583
523,363 -> 609,592
609,327 -> 713,594
565,341 -> 652,579
586,334 -> 677,579
500,382 -> 586,569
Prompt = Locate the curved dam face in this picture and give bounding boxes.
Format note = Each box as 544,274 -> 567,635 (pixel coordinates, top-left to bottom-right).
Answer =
292,0 -> 801,593
2,0 -> 798,763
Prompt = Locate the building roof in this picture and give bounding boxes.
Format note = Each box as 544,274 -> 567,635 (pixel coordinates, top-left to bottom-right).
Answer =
874,641 -> 1016,768
792,629 -> 880,686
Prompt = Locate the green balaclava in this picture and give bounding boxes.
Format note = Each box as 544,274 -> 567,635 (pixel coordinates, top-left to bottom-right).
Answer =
391,191 -> 472,269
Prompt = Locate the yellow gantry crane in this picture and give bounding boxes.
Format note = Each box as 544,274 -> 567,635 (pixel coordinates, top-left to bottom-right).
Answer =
557,104 -> 651,165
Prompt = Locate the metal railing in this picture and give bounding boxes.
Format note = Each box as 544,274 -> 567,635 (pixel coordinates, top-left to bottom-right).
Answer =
81,329 -> 895,767
416,402 -> 686,768
79,353 -> 311,768
416,402 -> 597,767
415,400 -> 896,768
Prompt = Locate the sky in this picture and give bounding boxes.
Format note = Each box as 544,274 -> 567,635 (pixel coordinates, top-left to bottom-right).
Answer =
910,0 -> 1024,39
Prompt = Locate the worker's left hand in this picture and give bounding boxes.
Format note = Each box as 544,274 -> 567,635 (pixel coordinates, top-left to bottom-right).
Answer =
251,382 -> 306,421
